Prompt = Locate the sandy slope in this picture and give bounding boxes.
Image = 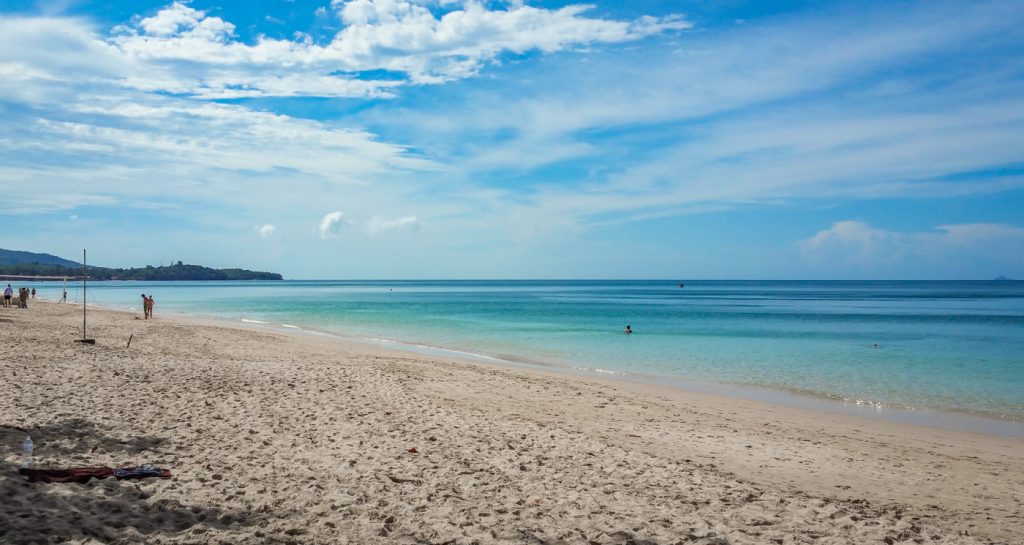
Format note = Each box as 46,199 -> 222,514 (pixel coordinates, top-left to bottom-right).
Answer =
1,301 -> 1021,544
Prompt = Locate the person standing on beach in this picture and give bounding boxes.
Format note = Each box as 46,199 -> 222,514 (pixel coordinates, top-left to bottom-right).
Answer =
3,284 -> 11,308
31,288 -> 35,299
147,295 -> 155,319
19,287 -> 28,309
141,293 -> 149,319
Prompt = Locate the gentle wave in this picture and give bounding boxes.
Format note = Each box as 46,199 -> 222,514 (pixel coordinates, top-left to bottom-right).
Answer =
573,366 -> 628,376
360,336 -> 506,363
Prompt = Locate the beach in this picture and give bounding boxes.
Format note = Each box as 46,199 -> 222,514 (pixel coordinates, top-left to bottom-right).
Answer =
1,301 -> 1022,544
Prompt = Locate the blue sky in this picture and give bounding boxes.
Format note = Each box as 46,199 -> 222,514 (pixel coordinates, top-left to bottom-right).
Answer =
1,0 -> 1022,279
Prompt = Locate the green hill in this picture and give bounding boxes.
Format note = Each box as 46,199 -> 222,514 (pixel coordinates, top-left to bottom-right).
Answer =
0,249 -> 79,268
0,250 -> 282,281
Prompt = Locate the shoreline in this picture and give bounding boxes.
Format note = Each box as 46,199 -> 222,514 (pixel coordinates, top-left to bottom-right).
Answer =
254,316 -> 1024,439
2,301 -> 1022,543
73,296 -> 1024,439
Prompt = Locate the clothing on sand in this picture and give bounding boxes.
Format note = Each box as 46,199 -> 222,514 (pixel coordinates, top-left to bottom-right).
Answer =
19,464 -> 172,483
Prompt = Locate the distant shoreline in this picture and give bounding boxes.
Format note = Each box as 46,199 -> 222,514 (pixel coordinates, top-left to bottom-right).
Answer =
0,263 -> 282,281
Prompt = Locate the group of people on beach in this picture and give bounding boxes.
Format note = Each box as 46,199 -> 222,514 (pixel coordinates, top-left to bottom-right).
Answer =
141,293 -> 155,319
2,286 -> 157,316
3,284 -> 34,309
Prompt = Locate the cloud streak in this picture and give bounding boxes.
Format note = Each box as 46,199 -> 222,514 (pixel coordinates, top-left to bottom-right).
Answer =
369,0 -> 1024,233
366,215 -> 420,234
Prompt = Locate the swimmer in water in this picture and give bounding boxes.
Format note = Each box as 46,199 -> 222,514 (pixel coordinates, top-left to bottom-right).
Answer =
625,325 -> 633,334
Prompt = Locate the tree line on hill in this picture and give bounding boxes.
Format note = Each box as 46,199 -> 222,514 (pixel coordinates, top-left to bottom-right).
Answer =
0,250 -> 282,281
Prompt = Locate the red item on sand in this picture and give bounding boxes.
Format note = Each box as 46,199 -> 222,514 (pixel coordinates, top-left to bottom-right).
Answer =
18,467 -> 114,483
406,447 -> 418,454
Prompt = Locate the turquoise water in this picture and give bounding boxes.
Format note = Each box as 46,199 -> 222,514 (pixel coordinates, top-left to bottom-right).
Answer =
33,280 -> 1024,424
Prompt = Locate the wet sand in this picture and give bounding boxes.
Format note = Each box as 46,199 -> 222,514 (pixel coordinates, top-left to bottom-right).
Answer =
1,301 -> 1021,544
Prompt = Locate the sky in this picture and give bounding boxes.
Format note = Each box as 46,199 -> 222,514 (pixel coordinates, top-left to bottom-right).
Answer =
1,0 -> 1022,279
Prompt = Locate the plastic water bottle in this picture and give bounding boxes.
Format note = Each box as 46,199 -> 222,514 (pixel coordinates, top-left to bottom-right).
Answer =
20,436 -> 33,469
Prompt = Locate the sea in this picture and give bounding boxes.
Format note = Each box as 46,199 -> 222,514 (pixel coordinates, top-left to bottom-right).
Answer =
29,280 -> 1024,436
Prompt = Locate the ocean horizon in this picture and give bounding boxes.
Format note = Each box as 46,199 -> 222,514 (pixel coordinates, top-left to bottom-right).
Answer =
25,278 -> 1024,435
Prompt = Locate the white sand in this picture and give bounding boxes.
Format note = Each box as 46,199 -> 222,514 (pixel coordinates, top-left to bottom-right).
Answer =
1,301 -> 1021,544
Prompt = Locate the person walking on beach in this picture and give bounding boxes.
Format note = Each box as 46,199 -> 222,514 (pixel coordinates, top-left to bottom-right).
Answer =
19,287 -> 28,309
3,284 -> 11,308
141,293 -> 149,319
30,288 -> 35,299
146,295 -> 155,319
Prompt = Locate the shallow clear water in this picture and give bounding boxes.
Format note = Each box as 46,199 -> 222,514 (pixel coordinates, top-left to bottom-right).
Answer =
33,280 -> 1024,423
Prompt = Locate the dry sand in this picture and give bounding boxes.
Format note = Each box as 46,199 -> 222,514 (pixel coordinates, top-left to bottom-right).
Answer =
1,301 -> 1021,544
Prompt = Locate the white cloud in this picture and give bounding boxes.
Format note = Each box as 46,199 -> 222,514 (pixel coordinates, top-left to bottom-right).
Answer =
0,2 -> 687,103
318,211 -> 348,238
798,221 -> 1024,276
366,215 -> 420,234
256,224 -> 277,238
799,221 -> 906,266
100,1 -> 688,98
137,2 -> 216,37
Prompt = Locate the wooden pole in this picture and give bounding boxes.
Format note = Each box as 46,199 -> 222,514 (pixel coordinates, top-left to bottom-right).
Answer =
82,249 -> 87,339
77,250 -> 95,344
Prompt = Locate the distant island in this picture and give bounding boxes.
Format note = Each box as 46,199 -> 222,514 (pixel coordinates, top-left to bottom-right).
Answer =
0,249 -> 282,281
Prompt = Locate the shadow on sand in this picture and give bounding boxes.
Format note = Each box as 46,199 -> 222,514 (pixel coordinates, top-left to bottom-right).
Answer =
1,419 -> 264,544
